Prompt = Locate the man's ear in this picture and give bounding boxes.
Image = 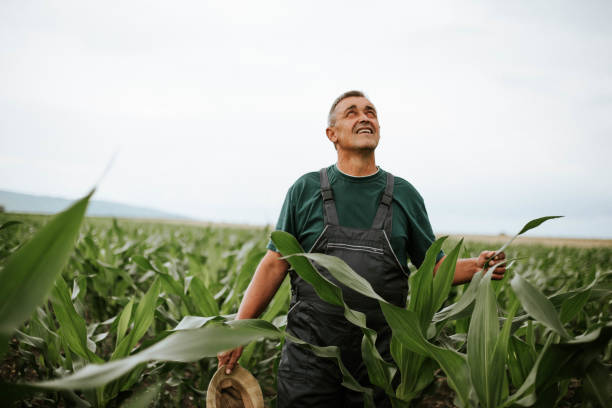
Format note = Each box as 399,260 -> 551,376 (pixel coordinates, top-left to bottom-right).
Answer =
326,127 -> 337,144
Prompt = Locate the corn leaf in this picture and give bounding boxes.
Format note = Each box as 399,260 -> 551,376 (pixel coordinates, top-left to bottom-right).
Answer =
508,336 -> 536,388
272,231 -> 344,309
116,298 -> 134,346
32,319 -> 283,390
189,275 -> 219,316
433,270 -> 483,323
119,383 -> 160,408
51,277 -> 103,364
467,267 -> 501,408
409,237 -> 446,330
510,274 -> 571,340
0,190 -> 93,359
380,301 -> 471,407
583,360 -> 612,407
559,289 -> 591,324
0,220 -> 23,232
111,279 -> 161,360
432,239 -> 463,313
495,216 -> 563,256
297,253 -> 385,302
391,336 -> 434,404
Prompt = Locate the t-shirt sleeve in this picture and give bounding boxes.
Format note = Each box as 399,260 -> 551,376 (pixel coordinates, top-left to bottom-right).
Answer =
266,185 -> 297,252
406,194 -> 445,268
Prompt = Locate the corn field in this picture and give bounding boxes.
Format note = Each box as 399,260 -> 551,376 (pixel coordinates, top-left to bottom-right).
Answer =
0,193 -> 611,407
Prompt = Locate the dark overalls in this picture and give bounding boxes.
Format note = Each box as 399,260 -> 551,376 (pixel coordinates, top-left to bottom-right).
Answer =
277,168 -> 409,408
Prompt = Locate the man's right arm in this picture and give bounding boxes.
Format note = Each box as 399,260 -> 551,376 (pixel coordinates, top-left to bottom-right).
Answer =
216,249 -> 289,374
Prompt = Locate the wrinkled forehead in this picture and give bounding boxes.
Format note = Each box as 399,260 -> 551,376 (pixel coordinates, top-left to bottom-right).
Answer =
334,96 -> 376,114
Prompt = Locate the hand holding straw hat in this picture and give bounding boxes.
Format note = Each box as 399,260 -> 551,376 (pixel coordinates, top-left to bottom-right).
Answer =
207,365 -> 264,408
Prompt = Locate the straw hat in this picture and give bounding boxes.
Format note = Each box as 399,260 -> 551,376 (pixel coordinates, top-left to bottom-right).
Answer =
206,365 -> 264,408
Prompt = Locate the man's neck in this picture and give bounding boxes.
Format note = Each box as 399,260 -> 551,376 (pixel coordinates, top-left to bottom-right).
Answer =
336,151 -> 378,177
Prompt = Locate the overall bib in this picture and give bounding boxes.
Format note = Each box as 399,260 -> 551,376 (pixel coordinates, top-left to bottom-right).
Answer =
277,168 -> 409,408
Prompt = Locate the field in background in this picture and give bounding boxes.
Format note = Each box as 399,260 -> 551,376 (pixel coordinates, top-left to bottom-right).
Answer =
1,212 -> 611,407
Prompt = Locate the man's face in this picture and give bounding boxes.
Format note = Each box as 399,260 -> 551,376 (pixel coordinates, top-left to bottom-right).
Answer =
326,96 -> 380,152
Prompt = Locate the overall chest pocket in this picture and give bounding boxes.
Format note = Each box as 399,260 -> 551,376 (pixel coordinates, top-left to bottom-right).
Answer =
327,242 -> 384,255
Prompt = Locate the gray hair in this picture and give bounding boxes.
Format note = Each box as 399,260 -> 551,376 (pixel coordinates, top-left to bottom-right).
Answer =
327,90 -> 366,127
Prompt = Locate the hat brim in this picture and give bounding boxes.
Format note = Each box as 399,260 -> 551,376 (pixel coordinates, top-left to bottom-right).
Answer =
206,365 -> 264,408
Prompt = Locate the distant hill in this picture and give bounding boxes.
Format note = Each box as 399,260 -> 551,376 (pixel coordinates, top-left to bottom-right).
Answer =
0,190 -> 190,220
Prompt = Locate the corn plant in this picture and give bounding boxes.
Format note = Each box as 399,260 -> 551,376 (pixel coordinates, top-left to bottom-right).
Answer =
269,216 -> 612,408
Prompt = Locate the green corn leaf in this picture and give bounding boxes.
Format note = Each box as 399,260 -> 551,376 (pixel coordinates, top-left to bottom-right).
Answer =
559,289 -> 591,324
31,319 -> 284,390
189,275 -> 219,316
272,231 -> 344,309
111,279 -> 161,360
467,267 -> 501,408
433,270 -> 483,323
391,336 -> 434,404
0,190 -> 93,359
510,274 -> 571,340
298,253 -> 385,302
0,220 -> 23,232
432,239 -> 462,313
490,298 -> 519,403
518,216 -> 564,235
500,337 -> 552,408
503,325 -> 612,407
131,255 -> 156,272
361,331 -> 396,397
495,216 -> 563,256
116,298 -> 134,346
380,301 -> 471,407
119,383 -> 160,408
51,277 -> 103,364
508,336 -> 536,388
583,360 -> 612,407
172,315 -> 226,331
409,237 -> 446,330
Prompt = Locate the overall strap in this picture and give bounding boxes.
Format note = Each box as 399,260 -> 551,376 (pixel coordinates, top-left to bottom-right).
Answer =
319,168 -> 339,226
371,172 -> 394,234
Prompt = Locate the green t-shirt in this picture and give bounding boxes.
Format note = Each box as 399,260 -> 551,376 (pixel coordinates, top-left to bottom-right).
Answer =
267,164 -> 443,269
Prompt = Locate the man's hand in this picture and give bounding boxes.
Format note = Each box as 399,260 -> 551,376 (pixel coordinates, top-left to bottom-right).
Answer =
476,250 -> 506,280
217,346 -> 244,375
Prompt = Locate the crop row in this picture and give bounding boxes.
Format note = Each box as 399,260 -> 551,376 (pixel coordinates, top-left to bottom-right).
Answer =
0,194 -> 610,407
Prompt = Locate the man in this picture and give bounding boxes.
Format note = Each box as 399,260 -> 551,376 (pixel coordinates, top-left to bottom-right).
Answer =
217,90 -> 506,407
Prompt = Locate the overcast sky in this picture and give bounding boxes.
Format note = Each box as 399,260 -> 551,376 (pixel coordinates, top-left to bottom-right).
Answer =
1,1 -> 611,238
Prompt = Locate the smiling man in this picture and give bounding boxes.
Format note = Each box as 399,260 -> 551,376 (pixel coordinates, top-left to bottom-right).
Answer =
218,90 -> 506,407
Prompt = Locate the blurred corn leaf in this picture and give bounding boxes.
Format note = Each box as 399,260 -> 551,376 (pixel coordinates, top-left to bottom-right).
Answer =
0,190 -> 93,359
32,319 -> 283,390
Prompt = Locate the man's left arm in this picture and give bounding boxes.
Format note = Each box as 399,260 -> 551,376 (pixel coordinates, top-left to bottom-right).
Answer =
434,251 -> 506,285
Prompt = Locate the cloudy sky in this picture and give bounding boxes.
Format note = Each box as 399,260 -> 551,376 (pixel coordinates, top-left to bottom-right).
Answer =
1,1 -> 611,238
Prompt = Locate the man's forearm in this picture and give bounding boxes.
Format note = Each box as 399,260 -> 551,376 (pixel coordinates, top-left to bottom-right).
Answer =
434,251 -> 505,285
434,255 -> 480,285
235,250 -> 289,319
